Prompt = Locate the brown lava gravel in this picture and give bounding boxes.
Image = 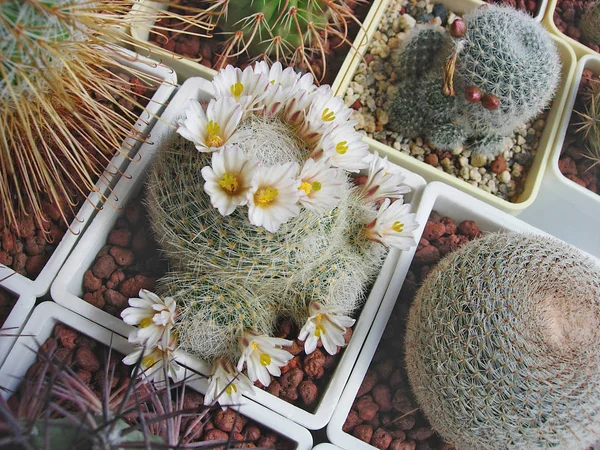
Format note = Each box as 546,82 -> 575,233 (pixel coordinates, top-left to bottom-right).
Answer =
0,288 -> 17,327
6,323 -> 295,449
0,71 -> 156,281
149,0 -> 372,85
558,68 -> 600,194
554,0 -> 600,53
483,0 -> 541,16
343,212 -> 483,450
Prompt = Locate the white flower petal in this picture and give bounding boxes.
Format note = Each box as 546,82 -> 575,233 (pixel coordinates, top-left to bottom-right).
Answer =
365,198 -> 420,250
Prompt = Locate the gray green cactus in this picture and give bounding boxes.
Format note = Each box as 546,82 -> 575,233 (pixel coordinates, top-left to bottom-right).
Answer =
389,5 -> 560,158
405,232 -> 600,450
581,0 -> 600,45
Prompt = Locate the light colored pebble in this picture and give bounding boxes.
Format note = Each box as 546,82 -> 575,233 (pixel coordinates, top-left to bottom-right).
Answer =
499,170 -> 511,183
471,153 -> 487,167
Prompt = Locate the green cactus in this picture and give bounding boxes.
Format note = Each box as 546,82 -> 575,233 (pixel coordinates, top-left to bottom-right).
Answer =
575,74 -> 600,165
389,5 -> 560,158
146,132 -> 387,363
581,0 -> 600,45
405,232 -> 600,450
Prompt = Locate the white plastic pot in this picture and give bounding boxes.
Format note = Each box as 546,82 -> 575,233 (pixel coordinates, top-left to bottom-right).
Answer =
0,301 -> 313,450
52,75 -> 427,430
313,444 -> 344,450
327,181 -> 599,450
0,49 -> 177,298
518,54 -> 600,259
129,0 -> 393,95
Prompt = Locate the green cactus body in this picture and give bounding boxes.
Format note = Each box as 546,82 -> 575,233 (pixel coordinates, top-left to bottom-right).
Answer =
389,5 -> 560,158
580,78 -> 600,163
581,1 -> 600,45
146,131 -> 386,363
405,232 -> 600,450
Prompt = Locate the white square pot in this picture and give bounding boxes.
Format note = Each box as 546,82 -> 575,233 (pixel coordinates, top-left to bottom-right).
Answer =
327,181 -> 600,450
0,48 -> 177,298
518,54 -> 600,259
0,301 -> 313,450
52,75 -> 427,430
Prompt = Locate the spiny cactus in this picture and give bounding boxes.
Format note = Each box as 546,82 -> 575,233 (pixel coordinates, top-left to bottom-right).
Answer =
0,0 -> 206,236
405,232 -> 600,450
575,74 -> 600,164
581,0 -> 600,45
389,5 -> 560,158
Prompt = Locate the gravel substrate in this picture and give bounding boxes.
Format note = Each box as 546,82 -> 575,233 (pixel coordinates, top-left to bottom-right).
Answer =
0,70 -> 155,280
558,68 -> 599,193
6,323 -> 294,449
0,288 -> 17,327
149,0 -> 371,85
343,212 -> 483,450
483,0 -> 541,16
554,0 -> 600,53
343,0 -> 547,202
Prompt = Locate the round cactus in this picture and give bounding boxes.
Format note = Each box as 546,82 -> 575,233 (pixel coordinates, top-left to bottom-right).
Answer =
405,232 -> 600,450
389,5 -> 560,157
581,1 -> 600,45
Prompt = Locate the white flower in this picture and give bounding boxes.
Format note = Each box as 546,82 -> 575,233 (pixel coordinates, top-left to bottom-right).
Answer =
298,158 -> 344,214
204,359 -> 255,409
211,65 -> 269,112
305,85 -> 353,130
365,198 -> 419,250
237,331 -> 293,387
298,302 -> 356,356
279,87 -> 314,128
201,145 -> 258,216
122,336 -> 183,385
247,162 -> 302,233
318,122 -> 370,172
177,97 -> 243,152
360,152 -> 411,202
121,289 -> 176,349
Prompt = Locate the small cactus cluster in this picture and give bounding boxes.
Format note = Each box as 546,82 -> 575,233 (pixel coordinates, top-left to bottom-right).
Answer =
389,5 -> 561,159
405,232 -> 600,450
0,0 -> 207,235
125,62 -> 420,404
575,72 -> 600,164
581,0 -> 600,45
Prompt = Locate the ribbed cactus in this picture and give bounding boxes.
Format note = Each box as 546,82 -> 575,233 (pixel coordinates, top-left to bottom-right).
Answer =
405,232 -> 600,450
581,1 -> 600,45
389,5 -> 560,158
0,0 -> 203,235
576,72 -> 600,165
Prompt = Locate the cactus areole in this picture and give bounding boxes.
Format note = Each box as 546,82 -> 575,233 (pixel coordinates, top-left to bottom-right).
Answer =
406,232 -> 600,450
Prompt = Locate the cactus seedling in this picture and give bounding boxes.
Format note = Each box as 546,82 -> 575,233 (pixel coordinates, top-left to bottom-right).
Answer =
406,232 -> 600,450
389,5 -> 560,158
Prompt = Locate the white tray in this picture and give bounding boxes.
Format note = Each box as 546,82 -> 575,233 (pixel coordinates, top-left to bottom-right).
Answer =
0,301 -> 313,450
518,54 -> 600,259
0,48 -> 178,298
327,181 -> 598,450
52,75 -> 427,430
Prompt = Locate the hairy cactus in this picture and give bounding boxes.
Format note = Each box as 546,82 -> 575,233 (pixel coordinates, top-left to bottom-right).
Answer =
0,0 -> 204,235
405,232 -> 600,450
581,0 -> 600,45
389,5 -> 560,158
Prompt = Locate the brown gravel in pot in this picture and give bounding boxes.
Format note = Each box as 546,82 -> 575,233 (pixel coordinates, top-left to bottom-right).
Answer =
554,0 -> 600,53
483,0 -> 541,17
0,288 -> 17,327
0,71 -> 156,280
149,0 -> 372,86
343,212 -> 484,450
558,68 -> 600,194
7,323 -> 295,449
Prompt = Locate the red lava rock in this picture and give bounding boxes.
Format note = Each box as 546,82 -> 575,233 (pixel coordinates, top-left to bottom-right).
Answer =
12,253 -> 27,272
204,429 -> 229,441
372,384 -> 393,412
83,270 -> 103,291
0,251 -> 12,266
413,245 -> 440,265
558,156 -> 577,175
422,221 -> 445,241
92,255 -> 117,279
424,153 -> 439,167
358,369 -> 379,397
357,395 -> 380,421
299,380 -> 319,407
353,424 -> 374,443
407,427 -> 435,441
76,369 -> 92,385
257,434 -> 278,448
24,236 -> 45,256
490,155 -> 507,174
56,324 -> 79,350
372,427 -> 393,450
74,347 -> 100,372
392,390 -> 417,415
108,228 -> 132,247
119,275 -> 155,298
566,173 -> 587,187
267,380 -> 282,397
2,230 -> 16,253
103,289 -> 128,309
245,425 -> 261,441
215,409 -> 243,433
14,214 -> 36,239
440,217 -> 457,235
390,439 -> 417,450
304,348 -> 326,379
84,290 -> 106,309
457,220 -> 482,238
25,254 -> 48,277
109,246 -> 135,266
343,409 -> 363,432
280,368 -> 303,389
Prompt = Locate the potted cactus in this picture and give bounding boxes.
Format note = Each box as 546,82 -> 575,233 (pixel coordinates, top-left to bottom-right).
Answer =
337,0 -> 575,214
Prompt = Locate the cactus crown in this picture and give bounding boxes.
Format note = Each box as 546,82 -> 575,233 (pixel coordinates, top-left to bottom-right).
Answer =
389,5 -> 560,158
406,232 -> 600,450
580,0 -> 600,45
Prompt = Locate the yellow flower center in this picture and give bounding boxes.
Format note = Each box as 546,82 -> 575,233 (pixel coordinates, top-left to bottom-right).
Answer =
251,341 -> 259,350
335,141 -> 348,154
311,181 -> 322,192
225,383 -> 238,395
254,187 -> 278,207
392,221 -> 404,232
230,82 -> 244,98
219,173 -> 240,194
140,317 -> 153,328
299,181 -> 312,195
260,353 -> 271,366
142,355 -> 156,369
322,107 -> 336,122
205,120 -> 224,147
315,324 -> 326,338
